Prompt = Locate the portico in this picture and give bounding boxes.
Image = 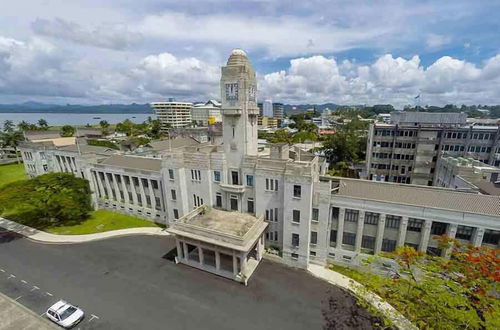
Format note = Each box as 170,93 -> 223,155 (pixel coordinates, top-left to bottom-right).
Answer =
167,206 -> 267,284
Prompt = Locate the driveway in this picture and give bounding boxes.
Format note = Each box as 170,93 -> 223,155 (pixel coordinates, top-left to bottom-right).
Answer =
0,227 -> 375,329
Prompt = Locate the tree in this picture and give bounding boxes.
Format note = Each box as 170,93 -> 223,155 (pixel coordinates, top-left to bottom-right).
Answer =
99,120 -> 110,135
0,130 -> 24,163
3,120 -> 14,133
336,241 -> 500,329
148,119 -> 162,139
37,119 -> 49,130
0,173 -> 92,228
17,120 -> 30,131
268,129 -> 293,144
60,125 -> 75,137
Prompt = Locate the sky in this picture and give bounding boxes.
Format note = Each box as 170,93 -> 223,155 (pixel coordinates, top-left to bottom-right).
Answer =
0,0 -> 500,108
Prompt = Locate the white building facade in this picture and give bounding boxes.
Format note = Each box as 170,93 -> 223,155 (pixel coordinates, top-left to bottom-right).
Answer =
18,50 -> 500,273
150,101 -> 193,130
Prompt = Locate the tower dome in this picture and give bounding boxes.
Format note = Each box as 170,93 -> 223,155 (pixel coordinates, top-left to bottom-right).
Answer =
227,48 -> 248,66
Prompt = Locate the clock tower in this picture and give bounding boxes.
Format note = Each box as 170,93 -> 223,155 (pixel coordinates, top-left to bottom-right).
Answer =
220,49 -> 259,168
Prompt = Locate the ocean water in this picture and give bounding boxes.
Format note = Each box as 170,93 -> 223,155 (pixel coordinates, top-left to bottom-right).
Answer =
0,113 -> 155,127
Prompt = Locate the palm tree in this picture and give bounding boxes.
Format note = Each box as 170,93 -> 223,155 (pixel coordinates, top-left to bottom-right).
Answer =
37,119 -> 49,130
0,130 -> 24,163
3,120 -> 14,133
17,120 -> 30,131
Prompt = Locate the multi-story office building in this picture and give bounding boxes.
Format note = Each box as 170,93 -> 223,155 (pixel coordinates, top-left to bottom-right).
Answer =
366,112 -> 500,185
19,50 -> 500,278
191,100 -> 222,126
273,103 -> 284,119
435,156 -> 500,194
258,116 -> 278,128
150,101 -> 193,130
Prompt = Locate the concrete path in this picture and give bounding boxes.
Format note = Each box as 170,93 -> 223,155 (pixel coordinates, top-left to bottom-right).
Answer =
308,264 -> 417,330
0,217 -> 169,244
0,292 -> 57,330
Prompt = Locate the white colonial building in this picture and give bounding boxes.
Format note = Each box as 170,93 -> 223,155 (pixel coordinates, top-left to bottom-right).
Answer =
19,50 -> 500,281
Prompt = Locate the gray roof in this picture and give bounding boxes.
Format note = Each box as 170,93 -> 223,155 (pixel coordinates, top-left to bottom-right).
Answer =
100,155 -> 162,172
58,144 -> 116,155
149,137 -> 201,151
332,177 -> 500,217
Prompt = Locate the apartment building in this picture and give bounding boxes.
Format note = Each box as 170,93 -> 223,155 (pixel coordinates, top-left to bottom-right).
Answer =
150,101 -> 193,130
19,50 -> 500,277
258,116 -> 278,128
366,112 -> 500,186
273,103 -> 284,119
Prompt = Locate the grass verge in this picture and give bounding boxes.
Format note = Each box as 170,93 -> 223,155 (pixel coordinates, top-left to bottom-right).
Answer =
0,163 -> 27,188
45,209 -> 165,235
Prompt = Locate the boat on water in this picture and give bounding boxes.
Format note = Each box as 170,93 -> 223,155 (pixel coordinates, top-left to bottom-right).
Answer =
93,117 -> 101,119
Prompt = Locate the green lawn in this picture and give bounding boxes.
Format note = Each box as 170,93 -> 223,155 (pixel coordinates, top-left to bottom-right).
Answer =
45,209 -> 165,235
0,163 -> 27,188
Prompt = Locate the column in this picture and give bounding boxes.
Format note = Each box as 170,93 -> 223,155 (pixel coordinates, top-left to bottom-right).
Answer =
103,172 -> 114,200
129,177 -> 139,206
215,251 -> 221,271
419,220 -> 433,252
138,178 -> 148,208
93,171 -> 105,198
397,217 -> 409,247
240,253 -> 247,275
148,179 -> 157,210
183,241 -> 189,262
112,174 -> 122,202
232,253 -> 238,276
336,208 -> 345,248
472,227 -> 485,247
120,175 -> 130,205
374,214 -> 386,254
354,211 -> 365,252
176,239 -> 183,260
444,224 -> 458,257
198,246 -> 204,265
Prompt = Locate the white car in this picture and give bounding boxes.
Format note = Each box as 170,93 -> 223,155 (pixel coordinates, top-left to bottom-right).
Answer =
46,300 -> 84,328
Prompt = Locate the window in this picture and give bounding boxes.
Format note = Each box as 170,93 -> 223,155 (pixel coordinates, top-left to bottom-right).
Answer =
312,208 -> 319,222
364,212 -> 379,225
293,185 -> 302,198
152,180 -> 159,189
456,225 -> 474,240
483,230 -> 499,245
265,178 -> 278,191
43,164 -> 48,172
173,209 -> 179,219
230,195 -> 238,210
168,169 -> 174,180
291,253 -> 299,260
231,171 -> 239,185
310,251 -> 316,257
215,193 -> 222,208
407,218 -> 423,232
342,232 -> 356,246
431,221 -> 447,235
382,239 -> 396,252
170,189 -> 177,200
310,231 -> 318,245
345,209 -> 359,222
265,208 -> 278,222
246,175 -> 254,187
361,236 -> 375,250
385,215 -> 401,229
292,210 -> 300,223
247,198 -> 254,213
427,247 -> 442,256
191,169 -> 201,181
292,233 -> 300,247
214,171 -> 221,182
329,230 -> 337,246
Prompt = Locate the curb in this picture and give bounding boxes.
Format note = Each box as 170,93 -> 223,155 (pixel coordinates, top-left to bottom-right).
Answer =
0,291 -> 58,329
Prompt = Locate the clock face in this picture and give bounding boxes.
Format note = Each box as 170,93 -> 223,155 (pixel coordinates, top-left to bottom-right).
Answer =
248,84 -> 256,102
225,83 -> 239,101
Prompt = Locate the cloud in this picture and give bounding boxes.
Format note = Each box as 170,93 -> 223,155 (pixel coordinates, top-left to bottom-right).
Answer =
426,34 -> 452,49
31,18 -> 142,50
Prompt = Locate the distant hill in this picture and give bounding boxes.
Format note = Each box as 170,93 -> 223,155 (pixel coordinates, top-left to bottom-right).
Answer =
0,102 -> 153,114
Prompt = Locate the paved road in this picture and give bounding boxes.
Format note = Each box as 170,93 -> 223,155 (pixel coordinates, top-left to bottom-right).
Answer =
0,227 -> 369,329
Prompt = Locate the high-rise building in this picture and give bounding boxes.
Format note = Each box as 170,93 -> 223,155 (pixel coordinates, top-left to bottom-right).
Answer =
273,102 -> 284,119
263,99 -> 273,117
150,101 -> 193,130
366,112 -> 500,185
